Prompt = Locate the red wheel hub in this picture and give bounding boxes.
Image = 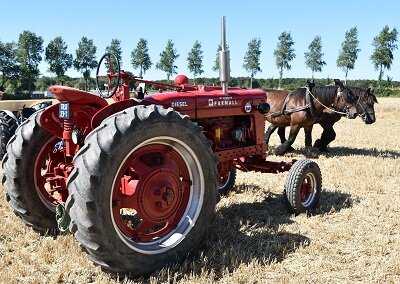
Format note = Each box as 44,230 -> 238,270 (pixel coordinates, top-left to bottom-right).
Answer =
35,138 -> 71,208
112,144 -> 191,242
300,176 -> 312,203
140,170 -> 183,223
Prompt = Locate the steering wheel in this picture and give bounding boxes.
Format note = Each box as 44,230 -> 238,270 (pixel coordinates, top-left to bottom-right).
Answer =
96,53 -> 121,98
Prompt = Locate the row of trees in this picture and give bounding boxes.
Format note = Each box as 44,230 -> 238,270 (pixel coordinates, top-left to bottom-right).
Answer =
0,25 -> 398,92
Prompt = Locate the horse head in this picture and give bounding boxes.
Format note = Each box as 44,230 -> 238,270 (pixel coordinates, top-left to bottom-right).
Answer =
336,86 -> 377,124
332,79 -> 358,118
353,87 -> 378,124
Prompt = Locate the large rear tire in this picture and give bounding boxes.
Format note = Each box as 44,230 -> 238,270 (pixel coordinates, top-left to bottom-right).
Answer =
0,111 -> 18,160
2,111 -> 63,233
284,159 -> 322,214
66,105 -> 218,276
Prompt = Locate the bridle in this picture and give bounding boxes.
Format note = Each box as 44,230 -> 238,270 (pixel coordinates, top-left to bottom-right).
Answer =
352,95 -> 375,122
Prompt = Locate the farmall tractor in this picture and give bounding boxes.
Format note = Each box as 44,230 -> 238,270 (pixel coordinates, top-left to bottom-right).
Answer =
2,18 -> 322,276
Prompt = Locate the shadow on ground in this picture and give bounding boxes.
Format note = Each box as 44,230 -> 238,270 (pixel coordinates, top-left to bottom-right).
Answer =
121,185 -> 357,282
267,145 -> 400,159
318,188 -> 357,214
321,146 -> 400,159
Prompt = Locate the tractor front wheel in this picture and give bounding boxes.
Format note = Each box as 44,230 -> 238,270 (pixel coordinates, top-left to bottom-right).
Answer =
284,159 -> 322,214
66,105 -> 218,276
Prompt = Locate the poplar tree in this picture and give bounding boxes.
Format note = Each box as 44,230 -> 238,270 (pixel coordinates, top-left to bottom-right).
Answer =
337,27 -> 360,85
304,36 -> 326,79
45,36 -> 73,80
187,40 -> 204,83
243,38 -> 262,88
156,39 -> 179,81
131,38 -> 152,77
17,31 -> 44,92
0,41 -> 19,91
74,37 -> 97,90
370,25 -> 398,87
273,32 -> 296,89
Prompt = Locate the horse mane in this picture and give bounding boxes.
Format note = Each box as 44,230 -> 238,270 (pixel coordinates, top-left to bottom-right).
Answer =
349,87 -> 378,104
310,85 -> 340,102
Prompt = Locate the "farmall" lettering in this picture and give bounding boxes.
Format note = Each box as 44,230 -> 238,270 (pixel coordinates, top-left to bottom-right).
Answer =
208,99 -> 238,107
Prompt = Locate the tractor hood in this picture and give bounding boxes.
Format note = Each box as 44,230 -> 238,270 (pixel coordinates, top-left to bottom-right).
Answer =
142,86 -> 266,119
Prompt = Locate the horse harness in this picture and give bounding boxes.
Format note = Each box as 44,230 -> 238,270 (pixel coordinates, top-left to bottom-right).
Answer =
267,86 -> 356,120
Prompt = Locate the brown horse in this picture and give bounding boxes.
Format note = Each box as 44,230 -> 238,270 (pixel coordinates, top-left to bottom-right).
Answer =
273,87 -> 378,152
264,81 -> 358,156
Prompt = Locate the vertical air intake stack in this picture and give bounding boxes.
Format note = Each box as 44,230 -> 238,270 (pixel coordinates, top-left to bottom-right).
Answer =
219,16 -> 230,94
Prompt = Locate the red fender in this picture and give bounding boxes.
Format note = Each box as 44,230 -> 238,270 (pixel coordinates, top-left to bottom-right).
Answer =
49,85 -> 108,108
39,86 -> 109,138
91,99 -> 140,129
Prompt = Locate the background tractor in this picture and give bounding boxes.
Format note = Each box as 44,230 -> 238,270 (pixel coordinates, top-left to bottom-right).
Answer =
0,100 -> 53,159
2,17 -> 322,276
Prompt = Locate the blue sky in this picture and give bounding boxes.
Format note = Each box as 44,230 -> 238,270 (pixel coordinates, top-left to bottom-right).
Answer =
1,0 -> 399,81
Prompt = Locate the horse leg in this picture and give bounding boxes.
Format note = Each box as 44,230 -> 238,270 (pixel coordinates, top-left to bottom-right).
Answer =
275,125 -> 301,155
278,127 -> 295,152
277,127 -> 286,143
304,126 -> 319,158
264,124 -> 278,144
314,122 -> 336,152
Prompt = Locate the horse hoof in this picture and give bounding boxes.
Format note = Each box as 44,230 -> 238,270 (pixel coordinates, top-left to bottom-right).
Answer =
305,147 -> 319,158
287,146 -> 295,152
274,146 -> 287,156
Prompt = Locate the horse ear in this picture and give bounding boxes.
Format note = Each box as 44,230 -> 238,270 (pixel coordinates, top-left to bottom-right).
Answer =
306,79 -> 315,89
334,79 -> 345,88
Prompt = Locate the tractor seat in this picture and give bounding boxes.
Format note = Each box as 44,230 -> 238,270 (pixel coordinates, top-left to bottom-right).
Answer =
49,86 -> 108,108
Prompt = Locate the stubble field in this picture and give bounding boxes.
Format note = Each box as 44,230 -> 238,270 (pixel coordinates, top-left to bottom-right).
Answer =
0,98 -> 399,283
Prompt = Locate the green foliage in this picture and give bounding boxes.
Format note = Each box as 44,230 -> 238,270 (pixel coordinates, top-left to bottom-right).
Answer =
17,31 -> 44,93
73,37 -> 97,90
187,40 -> 204,82
0,40 -> 20,91
131,38 -> 152,77
304,36 -> 326,79
105,38 -> 122,71
337,27 -> 361,83
212,44 -> 222,72
243,38 -> 262,88
212,43 -> 229,73
156,39 -> 179,81
370,25 -> 398,85
45,36 -> 73,78
273,32 -> 296,89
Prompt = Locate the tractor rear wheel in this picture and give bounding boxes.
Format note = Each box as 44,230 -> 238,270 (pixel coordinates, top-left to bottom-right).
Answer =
2,111 -> 63,233
284,159 -> 322,214
218,168 -> 237,195
0,111 -> 18,160
66,105 -> 218,276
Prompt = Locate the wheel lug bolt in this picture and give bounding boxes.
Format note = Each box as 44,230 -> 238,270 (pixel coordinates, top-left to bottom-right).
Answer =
155,202 -> 162,207
154,189 -> 161,195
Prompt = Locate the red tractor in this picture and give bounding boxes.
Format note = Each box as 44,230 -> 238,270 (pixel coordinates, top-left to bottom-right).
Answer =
2,18 -> 321,276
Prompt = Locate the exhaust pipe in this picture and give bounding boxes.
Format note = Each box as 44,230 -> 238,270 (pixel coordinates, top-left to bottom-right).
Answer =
219,16 -> 230,94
